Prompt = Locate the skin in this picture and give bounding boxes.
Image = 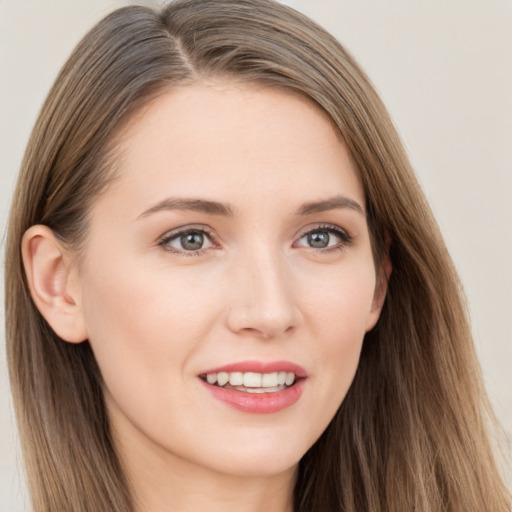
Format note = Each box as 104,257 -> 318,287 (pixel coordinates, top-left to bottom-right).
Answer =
24,82 -> 388,512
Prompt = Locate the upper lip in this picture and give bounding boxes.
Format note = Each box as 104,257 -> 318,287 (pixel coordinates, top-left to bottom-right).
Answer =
200,360 -> 307,378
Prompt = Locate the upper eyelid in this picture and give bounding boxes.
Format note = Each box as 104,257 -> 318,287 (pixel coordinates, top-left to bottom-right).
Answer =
159,225 -> 216,241
295,223 -> 351,239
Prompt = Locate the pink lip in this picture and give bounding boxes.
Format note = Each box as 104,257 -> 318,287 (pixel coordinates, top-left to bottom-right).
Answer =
199,360 -> 307,414
200,378 -> 305,414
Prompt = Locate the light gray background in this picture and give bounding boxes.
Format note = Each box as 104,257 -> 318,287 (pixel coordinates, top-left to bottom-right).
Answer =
1,1 -> 511,510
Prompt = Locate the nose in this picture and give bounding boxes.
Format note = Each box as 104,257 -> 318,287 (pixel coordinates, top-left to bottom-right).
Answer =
226,247 -> 300,340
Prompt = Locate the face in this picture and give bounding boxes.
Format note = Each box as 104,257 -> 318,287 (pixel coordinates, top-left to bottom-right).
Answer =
76,82 -> 385,480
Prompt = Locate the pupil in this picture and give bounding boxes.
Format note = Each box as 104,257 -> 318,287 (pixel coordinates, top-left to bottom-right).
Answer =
308,231 -> 329,248
181,232 -> 204,250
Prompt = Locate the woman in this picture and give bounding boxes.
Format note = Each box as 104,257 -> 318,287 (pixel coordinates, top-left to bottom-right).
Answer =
5,0 -> 510,511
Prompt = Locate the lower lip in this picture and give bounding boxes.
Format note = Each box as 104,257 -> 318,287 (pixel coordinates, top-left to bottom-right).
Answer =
200,379 -> 305,414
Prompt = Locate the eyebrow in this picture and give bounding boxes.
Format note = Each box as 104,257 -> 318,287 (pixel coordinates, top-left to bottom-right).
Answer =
137,198 -> 235,219
137,194 -> 364,220
296,195 -> 365,217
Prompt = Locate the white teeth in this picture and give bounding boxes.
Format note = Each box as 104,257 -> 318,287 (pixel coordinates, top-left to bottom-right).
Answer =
204,371 -> 298,389
285,372 -> 295,386
229,372 -> 244,386
243,372 -> 262,388
262,372 -> 279,387
217,372 -> 229,387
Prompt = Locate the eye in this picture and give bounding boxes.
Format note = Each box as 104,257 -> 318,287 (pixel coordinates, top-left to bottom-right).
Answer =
159,228 -> 214,253
296,225 -> 352,251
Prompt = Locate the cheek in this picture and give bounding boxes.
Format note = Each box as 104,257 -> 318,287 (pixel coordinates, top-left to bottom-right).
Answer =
301,257 -> 377,342
79,260 -> 222,398
294,261 -> 377,434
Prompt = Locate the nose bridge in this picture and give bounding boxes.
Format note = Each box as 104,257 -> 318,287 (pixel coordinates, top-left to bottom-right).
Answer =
227,241 -> 298,337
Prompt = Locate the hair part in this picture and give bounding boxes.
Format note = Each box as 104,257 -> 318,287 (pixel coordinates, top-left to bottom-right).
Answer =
5,1 -> 510,511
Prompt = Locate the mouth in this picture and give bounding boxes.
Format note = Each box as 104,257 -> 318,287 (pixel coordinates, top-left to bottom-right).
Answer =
198,361 -> 306,414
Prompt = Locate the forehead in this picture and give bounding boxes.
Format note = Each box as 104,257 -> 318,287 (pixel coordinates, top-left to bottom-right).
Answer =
97,81 -> 364,217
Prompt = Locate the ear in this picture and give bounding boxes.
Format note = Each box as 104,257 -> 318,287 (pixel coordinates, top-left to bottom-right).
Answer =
22,225 -> 88,343
365,250 -> 392,332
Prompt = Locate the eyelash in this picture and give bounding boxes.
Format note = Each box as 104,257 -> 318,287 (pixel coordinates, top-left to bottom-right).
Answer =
296,224 -> 354,254
158,224 -> 353,256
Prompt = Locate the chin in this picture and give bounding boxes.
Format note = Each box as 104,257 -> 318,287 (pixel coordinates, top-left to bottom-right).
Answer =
196,430 -> 311,478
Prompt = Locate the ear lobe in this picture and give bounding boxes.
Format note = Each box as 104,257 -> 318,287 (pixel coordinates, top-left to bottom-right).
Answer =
22,225 -> 88,343
365,252 -> 392,332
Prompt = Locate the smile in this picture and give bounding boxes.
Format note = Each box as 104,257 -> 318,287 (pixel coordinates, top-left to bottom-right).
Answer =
199,361 -> 306,414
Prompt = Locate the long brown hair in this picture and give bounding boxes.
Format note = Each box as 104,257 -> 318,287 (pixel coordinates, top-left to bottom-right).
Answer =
5,1 -> 510,510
